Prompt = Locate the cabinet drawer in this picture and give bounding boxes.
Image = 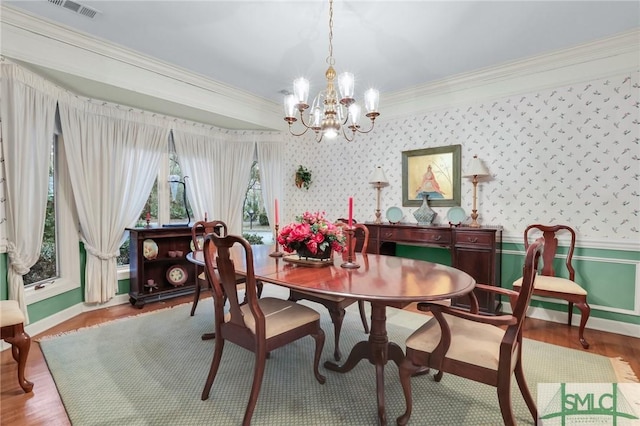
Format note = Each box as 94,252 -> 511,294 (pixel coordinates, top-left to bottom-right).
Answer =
380,227 -> 450,245
454,230 -> 494,248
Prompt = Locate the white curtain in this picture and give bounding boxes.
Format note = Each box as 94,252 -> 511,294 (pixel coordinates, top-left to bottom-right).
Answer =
57,96 -> 168,303
172,129 -> 222,222
211,137 -> 255,235
256,139 -> 285,231
0,64 -> 58,320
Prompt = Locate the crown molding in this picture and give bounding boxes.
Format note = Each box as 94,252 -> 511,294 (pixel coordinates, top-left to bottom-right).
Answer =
383,28 -> 640,118
0,5 -> 283,130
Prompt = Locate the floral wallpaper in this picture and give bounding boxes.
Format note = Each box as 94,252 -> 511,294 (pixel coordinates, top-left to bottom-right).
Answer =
285,71 -> 640,243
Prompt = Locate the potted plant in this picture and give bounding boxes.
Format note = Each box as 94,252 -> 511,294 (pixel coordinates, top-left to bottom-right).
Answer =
295,165 -> 312,190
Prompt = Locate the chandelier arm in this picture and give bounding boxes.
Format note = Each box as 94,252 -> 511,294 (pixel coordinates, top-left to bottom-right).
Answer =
297,111 -> 315,130
288,125 -> 312,137
341,126 -> 355,142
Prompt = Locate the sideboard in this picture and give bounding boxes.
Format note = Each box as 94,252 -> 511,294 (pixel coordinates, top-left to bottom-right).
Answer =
364,223 -> 502,314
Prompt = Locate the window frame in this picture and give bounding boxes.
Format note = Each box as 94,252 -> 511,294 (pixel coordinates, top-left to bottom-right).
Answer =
25,134 -> 81,304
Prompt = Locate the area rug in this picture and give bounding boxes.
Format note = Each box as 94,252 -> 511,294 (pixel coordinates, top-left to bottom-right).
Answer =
39,285 -> 633,425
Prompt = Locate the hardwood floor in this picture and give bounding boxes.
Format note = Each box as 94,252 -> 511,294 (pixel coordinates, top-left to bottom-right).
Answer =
2,295 -> 639,425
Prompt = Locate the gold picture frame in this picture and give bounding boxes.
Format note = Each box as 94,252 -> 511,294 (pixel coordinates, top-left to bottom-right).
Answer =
402,145 -> 461,207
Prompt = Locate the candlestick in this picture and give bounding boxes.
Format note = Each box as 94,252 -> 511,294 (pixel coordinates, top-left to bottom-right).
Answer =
348,197 -> 353,227
340,227 -> 360,269
269,223 -> 284,257
145,212 -> 151,227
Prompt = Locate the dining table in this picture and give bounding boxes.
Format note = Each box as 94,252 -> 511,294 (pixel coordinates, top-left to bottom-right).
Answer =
187,244 -> 475,425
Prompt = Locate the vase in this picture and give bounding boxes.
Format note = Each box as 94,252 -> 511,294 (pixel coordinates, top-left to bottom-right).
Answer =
296,245 -> 332,260
413,194 -> 436,225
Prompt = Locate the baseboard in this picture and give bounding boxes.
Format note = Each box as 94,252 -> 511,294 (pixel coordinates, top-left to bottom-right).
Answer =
3,292 -> 638,353
503,305 -> 640,339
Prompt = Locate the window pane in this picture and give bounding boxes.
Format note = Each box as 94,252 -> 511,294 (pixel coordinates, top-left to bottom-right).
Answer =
117,176 -> 158,266
242,161 -> 270,244
24,138 -> 58,285
168,146 -> 190,224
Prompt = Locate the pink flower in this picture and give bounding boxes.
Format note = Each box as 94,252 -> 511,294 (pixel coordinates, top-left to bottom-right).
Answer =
276,211 -> 346,255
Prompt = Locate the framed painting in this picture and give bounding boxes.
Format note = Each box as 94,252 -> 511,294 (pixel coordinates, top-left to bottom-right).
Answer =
402,145 -> 461,207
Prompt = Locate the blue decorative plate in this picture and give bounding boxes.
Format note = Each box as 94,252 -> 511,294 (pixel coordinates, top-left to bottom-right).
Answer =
386,207 -> 403,224
447,207 -> 466,224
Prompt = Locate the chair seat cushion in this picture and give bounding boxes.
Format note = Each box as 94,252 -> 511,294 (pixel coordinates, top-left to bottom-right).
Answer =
0,300 -> 25,327
241,297 -> 320,339
405,314 -> 517,371
513,275 -> 587,295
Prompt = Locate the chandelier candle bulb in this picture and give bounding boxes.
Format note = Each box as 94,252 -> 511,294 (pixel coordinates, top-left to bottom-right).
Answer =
364,88 -> 380,114
293,77 -> 310,106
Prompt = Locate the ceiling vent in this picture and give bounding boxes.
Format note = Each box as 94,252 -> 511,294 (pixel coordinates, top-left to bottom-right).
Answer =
47,0 -> 100,19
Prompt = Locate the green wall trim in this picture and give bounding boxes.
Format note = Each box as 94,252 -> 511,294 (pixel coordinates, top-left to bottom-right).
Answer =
2,244 -> 638,327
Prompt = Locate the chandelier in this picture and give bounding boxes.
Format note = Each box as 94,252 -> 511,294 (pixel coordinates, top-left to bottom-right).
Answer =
283,0 -> 380,142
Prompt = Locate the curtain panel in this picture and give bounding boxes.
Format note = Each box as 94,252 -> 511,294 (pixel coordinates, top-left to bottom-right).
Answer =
57,95 -> 169,303
0,63 -> 59,320
256,140 -> 285,232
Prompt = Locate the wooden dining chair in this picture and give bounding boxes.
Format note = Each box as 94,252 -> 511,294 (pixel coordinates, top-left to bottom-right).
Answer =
396,239 -> 544,426
513,224 -> 590,349
201,233 -> 326,426
190,220 -> 254,317
288,221 -> 370,362
1,300 -> 33,393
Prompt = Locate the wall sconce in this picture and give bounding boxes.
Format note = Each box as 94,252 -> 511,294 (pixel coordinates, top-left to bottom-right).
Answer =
369,166 -> 389,224
463,156 -> 490,228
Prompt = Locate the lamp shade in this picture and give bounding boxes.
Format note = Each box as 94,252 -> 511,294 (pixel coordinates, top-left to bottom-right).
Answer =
369,166 -> 389,185
463,155 -> 490,178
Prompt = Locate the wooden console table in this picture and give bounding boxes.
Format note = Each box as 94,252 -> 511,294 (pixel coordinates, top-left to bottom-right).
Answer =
365,223 -> 502,314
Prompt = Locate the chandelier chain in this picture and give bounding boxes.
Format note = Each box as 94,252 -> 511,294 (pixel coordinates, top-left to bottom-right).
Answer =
327,0 -> 335,66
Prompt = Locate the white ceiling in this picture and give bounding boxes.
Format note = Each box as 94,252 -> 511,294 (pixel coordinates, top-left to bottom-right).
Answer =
4,0 -> 640,129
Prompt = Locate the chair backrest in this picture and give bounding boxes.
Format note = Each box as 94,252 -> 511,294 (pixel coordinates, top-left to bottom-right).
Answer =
335,221 -> 369,256
191,220 -> 228,251
511,238 -> 545,325
203,233 -> 264,335
524,224 -> 575,281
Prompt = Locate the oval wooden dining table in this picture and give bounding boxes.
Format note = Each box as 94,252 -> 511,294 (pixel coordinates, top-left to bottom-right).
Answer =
188,245 -> 475,425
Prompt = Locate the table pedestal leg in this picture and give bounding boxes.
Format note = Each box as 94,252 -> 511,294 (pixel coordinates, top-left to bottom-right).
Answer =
324,303 -> 404,425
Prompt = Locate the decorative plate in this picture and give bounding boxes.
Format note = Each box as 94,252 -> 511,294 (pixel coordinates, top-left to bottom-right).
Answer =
190,236 -> 205,252
447,207 -> 467,224
166,265 -> 188,286
386,207 -> 403,224
143,239 -> 158,260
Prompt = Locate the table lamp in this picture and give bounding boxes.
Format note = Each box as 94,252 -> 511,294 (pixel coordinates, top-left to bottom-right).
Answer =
369,166 -> 389,224
463,156 -> 490,228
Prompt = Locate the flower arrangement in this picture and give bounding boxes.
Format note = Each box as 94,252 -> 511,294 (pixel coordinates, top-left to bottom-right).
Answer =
277,211 -> 346,256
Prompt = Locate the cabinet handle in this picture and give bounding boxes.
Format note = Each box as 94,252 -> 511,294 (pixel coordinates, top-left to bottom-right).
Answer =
384,232 -> 393,238
431,235 -> 442,241
468,237 -> 479,243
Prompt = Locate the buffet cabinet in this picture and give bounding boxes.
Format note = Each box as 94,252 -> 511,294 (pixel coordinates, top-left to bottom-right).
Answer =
365,223 -> 502,314
127,226 -> 196,308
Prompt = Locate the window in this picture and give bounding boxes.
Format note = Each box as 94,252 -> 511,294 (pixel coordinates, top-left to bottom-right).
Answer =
117,138 -> 189,267
25,134 -> 80,304
242,161 -> 271,245
23,140 -> 57,285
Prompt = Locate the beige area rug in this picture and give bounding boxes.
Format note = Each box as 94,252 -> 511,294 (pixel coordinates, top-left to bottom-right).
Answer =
39,284 -> 637,425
